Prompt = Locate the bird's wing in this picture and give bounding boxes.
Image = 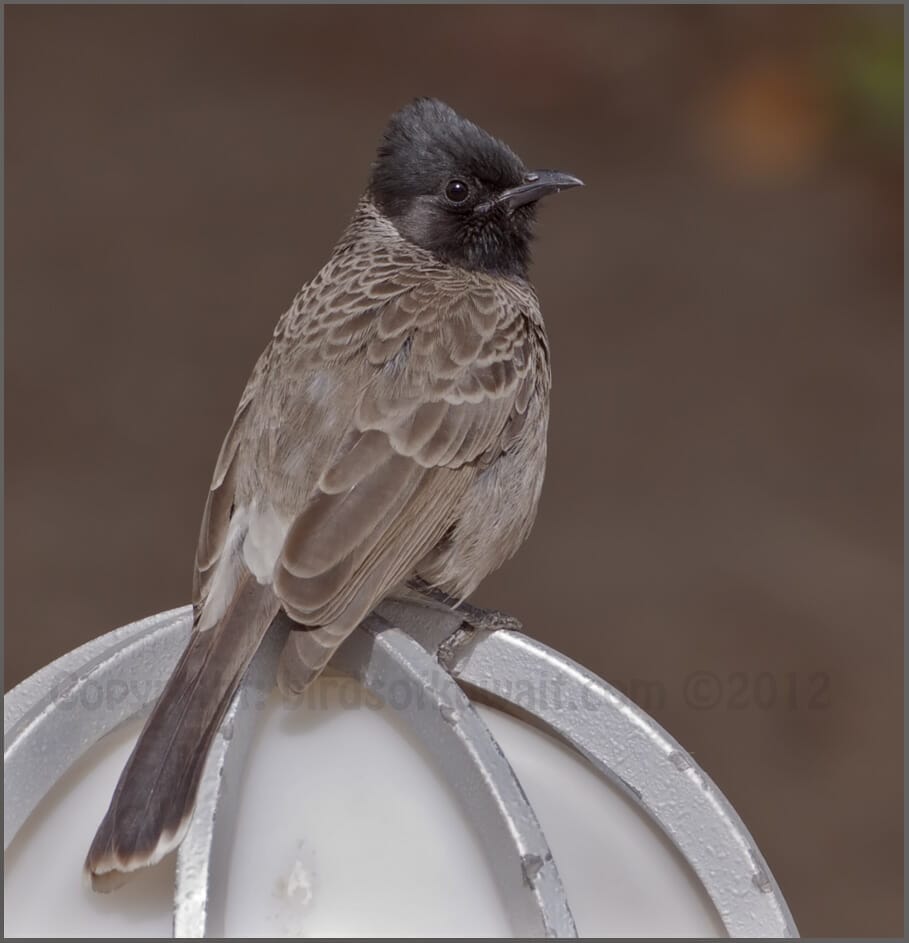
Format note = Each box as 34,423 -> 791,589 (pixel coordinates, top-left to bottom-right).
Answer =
272,272 -> 543,631
191,343 -> 273,620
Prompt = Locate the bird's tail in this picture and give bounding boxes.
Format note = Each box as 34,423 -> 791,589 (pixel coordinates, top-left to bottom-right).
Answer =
85,572 -> 280,892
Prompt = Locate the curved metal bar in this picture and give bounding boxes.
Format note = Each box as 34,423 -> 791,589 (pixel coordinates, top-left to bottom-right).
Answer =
329,613 -> 578,939
4,607 -> 191,848
173,620 -> 289,938
434,624 -> 799,939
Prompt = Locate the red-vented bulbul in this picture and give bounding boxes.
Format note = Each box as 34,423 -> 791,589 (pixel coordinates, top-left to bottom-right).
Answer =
86,97 -> 582,890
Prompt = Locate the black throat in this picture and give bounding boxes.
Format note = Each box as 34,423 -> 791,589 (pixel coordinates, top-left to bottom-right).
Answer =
371,188 -> 535,279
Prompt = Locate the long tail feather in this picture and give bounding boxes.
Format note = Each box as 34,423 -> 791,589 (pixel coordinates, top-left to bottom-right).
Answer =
85,572 -> 279,891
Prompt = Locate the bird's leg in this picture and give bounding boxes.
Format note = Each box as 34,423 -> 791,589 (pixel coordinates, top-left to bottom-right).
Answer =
406,577 -> 524,633
454,599 -> 524,633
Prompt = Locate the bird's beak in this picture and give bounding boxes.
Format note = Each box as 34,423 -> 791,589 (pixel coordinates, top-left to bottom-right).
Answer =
495,170 -> 584,212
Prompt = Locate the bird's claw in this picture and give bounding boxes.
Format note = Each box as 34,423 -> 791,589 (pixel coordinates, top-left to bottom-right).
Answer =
406,579 -> 522,633
453,602 -> 523,634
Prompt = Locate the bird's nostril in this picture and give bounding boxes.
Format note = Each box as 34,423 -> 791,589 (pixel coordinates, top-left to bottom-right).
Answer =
523,172 -> 540,183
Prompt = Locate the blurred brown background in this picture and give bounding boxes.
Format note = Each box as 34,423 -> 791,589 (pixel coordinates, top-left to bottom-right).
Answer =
5,5 -> 903,937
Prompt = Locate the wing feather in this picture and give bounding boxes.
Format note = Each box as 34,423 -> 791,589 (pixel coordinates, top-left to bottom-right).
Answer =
193,239 -> 545,639
192,391 -> 257,614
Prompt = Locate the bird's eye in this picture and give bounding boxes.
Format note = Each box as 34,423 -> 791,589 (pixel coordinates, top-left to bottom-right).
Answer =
445,179 -> 470,203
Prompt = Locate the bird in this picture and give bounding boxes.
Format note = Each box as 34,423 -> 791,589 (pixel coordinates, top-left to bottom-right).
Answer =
85,96 -> 582,891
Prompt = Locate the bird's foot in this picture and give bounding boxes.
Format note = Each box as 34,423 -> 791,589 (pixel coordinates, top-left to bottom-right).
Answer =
453,600 -> 523,633
406,578 -> 523,634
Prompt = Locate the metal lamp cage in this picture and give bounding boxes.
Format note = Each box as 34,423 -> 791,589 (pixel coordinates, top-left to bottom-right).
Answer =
4,601 -> 798,938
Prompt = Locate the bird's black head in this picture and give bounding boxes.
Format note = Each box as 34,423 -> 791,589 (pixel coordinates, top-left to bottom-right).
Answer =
369,98 -> 582,279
